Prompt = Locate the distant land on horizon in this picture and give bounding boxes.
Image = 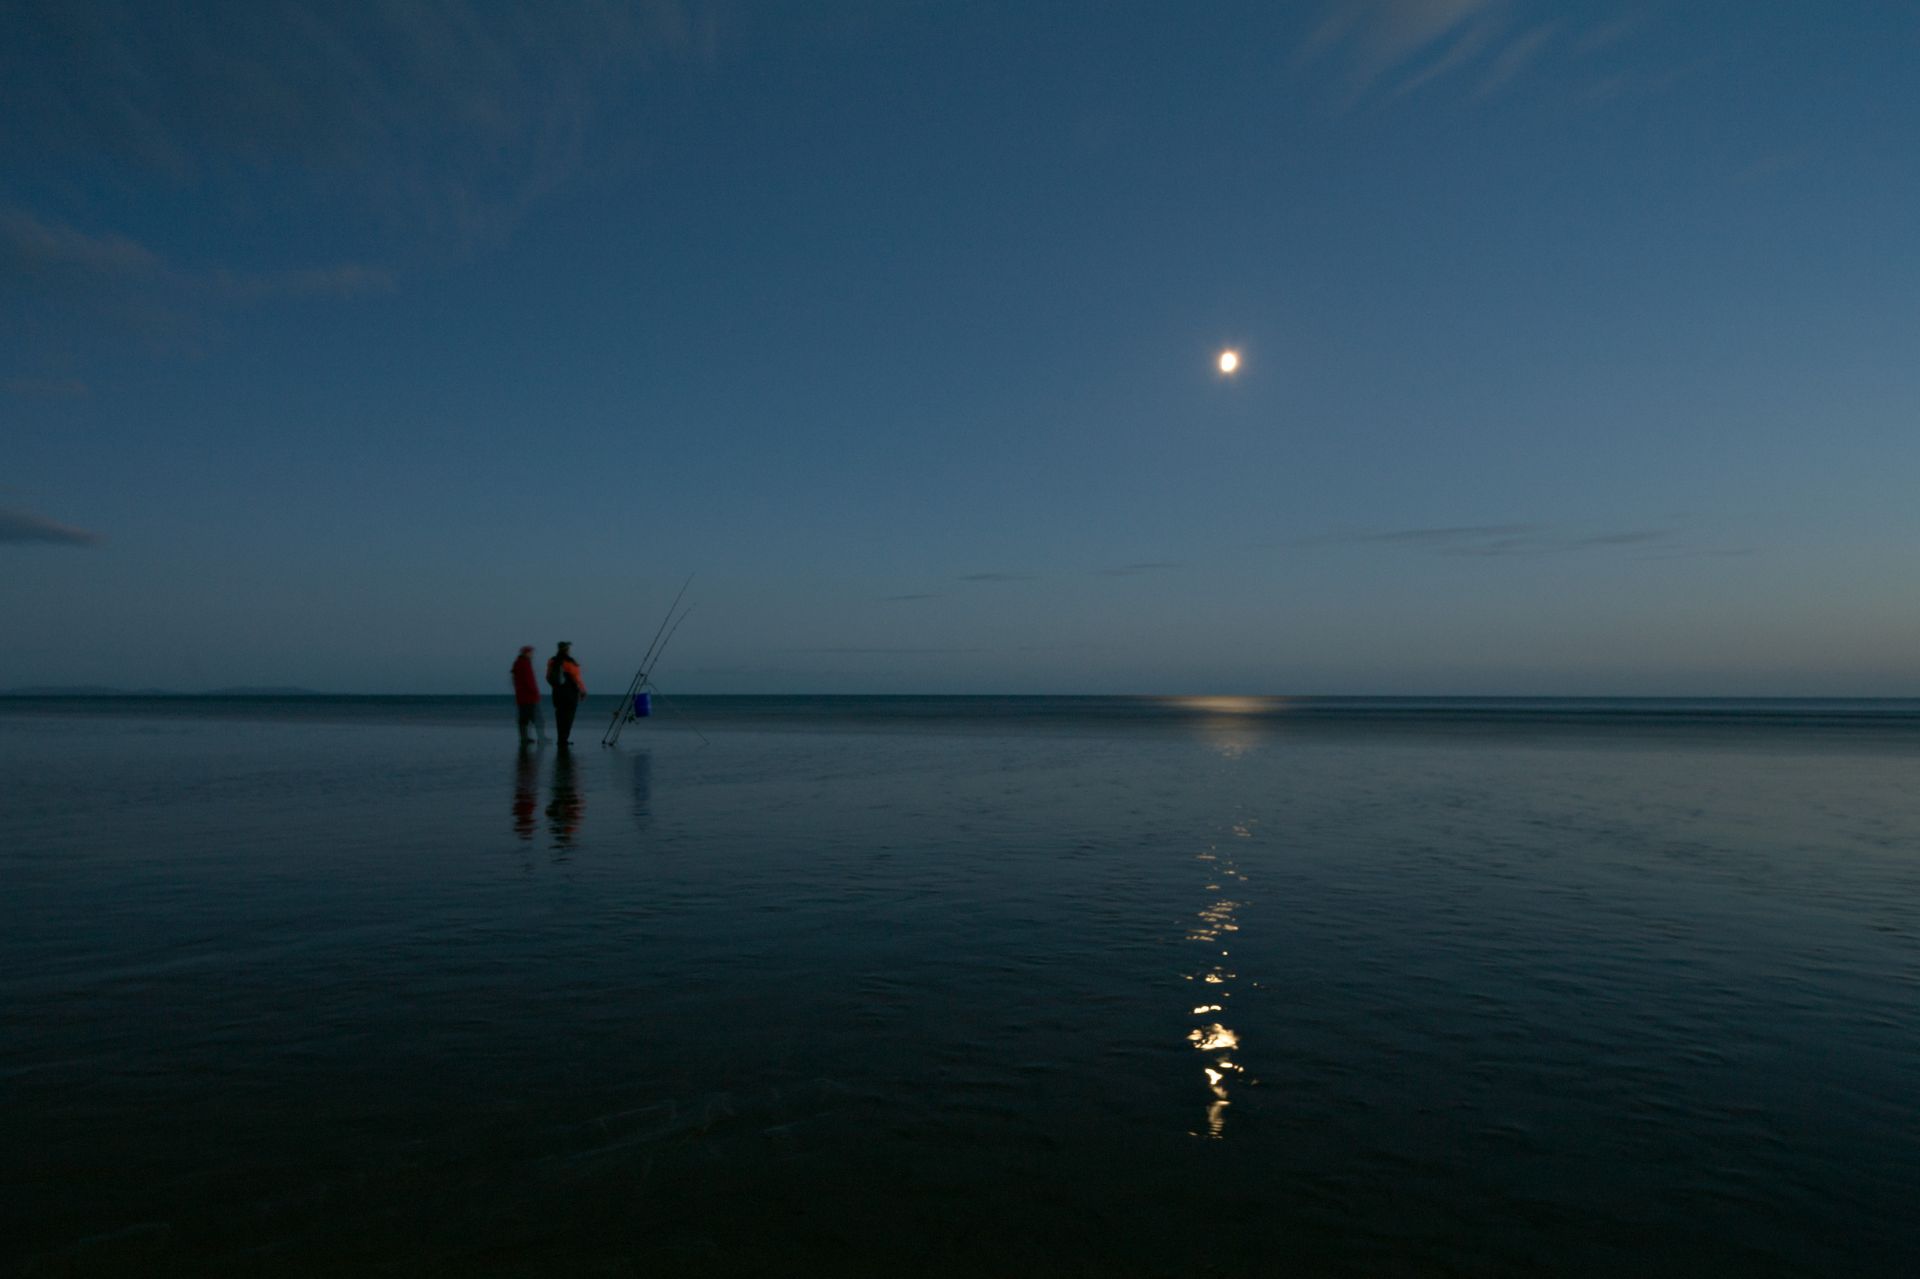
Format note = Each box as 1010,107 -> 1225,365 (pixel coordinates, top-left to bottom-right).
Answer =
1,686 -> 327,698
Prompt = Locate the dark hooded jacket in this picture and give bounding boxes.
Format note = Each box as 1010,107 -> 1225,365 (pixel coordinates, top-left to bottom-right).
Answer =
546,652 -> 586,701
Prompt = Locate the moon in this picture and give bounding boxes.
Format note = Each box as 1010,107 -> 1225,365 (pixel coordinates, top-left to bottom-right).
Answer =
1217,349 -> 1240,375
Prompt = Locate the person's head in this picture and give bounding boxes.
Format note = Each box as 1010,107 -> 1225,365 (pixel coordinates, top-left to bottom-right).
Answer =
519,646 -> 534,655
556,641 -> 571,654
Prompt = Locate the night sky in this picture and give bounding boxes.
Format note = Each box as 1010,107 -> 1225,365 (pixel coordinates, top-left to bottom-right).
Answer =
4,1 -> 1916,694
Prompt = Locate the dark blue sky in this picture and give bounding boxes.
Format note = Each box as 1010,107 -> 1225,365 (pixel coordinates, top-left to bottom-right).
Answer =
4,1 -> 1917,694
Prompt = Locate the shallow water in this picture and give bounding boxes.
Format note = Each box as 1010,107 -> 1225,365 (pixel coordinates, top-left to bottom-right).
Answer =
4,698 -> 1918,1275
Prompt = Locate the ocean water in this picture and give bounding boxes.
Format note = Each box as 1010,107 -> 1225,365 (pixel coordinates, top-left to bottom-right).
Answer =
3,696 -> 1917,1276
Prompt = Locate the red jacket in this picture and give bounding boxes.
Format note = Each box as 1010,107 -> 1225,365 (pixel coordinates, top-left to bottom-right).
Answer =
510,653 -> 541,705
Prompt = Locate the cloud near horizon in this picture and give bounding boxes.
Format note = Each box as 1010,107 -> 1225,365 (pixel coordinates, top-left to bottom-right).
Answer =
1092,561 -> 1183,577
0,507 -> 103,547
786,647 -> 985,656
1283,524 -> 1708,557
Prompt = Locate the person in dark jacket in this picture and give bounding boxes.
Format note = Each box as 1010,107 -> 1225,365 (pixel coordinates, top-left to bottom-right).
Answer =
546,642 -> 587,747
510,646 -> 545,744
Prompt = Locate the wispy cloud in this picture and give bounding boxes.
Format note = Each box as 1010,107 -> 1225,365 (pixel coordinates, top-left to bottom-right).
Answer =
1287,523 -> 1538,549
1283,524 -> 1707,557
0,210 -> 160,278
1302,0 -> 1509,103
0,507 -> 103,547
1636,545 -> 1759,561
1475,24 -> 1556,97
1,208 -> 392,300
0,207 -> 391,349
877,593 -> 940,603
957,572 -> 1038,583
1451,528 -> 1676,556
1733,148 -> 1814,185
1389,17 -> 1501,100
1580,62 -> 1690,108
1,1 -> 720,254
6,376 -> 91,399
1573,13 -> 1644,57
201,262 -> 395,303
786,646 -> 984,656
1092,561 -> 1183,577
2,3 -> 718,367
1301,0 -> 1593,106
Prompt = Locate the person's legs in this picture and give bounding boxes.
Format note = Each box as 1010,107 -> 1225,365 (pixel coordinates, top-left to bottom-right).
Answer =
516,703 -> 535,743
555,694 -> 578,745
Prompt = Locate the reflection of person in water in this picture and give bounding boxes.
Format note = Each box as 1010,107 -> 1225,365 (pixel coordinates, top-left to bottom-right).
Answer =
547,747 -> 584,845
512,747 -> 538,840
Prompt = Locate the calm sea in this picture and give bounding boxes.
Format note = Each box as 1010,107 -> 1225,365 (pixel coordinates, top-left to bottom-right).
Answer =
4,696 -> 1917,1275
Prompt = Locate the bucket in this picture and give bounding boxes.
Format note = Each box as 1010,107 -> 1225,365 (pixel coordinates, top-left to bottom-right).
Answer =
632,692 -> 653,718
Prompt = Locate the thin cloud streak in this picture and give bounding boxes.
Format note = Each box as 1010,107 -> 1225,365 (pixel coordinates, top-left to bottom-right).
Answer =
201,262 -> 396,302
1640,547 -> 1760,561
1390,16 -> 1501,99
1092,561 -> 1184,577
0,208 -> 392,302
1014,643 -> 1109,653
6,376 -> 91,398
1441,528 -> 1677,557
0,209 -> 159,277
1573,13 -> 1644,56
1,206 -> 392,353
1283,524 -> 1709,557
1734,148 -> 1814,185
0,507 -> 103,547
957,572 -> 1038,583
1304,0 -> 1510,103
1476,24 -> 1556,97
786,647 -> 985,656
1286,523 -> 1539,549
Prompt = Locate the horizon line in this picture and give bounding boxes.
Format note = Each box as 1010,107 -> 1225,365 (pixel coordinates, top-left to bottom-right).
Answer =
4,689 -> 1916,702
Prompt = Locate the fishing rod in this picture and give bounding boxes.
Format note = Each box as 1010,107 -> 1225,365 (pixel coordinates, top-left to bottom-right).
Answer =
602,629 -> 693,745
602,591 -> 674,746
632,576 -> 692,684
649,604 -> 693,673
602,577 -> 694,747
603,613 -> 684,745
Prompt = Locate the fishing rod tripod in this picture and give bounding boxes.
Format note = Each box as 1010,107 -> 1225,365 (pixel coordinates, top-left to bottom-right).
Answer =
602,576 -> 693,747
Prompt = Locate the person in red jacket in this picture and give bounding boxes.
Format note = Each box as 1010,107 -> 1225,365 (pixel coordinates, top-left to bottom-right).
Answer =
510,646 -> 546,744
546,641 -> 587,747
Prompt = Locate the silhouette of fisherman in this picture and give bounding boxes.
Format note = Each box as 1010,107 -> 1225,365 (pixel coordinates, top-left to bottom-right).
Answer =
510,645 -> 547,744
546,641 -> 587,747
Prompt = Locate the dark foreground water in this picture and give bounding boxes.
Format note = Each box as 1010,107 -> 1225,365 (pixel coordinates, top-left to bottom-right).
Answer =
4,696 -> 1918,1276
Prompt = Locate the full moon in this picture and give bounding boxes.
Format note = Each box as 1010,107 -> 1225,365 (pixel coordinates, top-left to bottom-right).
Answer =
1217,349 -> 1240,375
